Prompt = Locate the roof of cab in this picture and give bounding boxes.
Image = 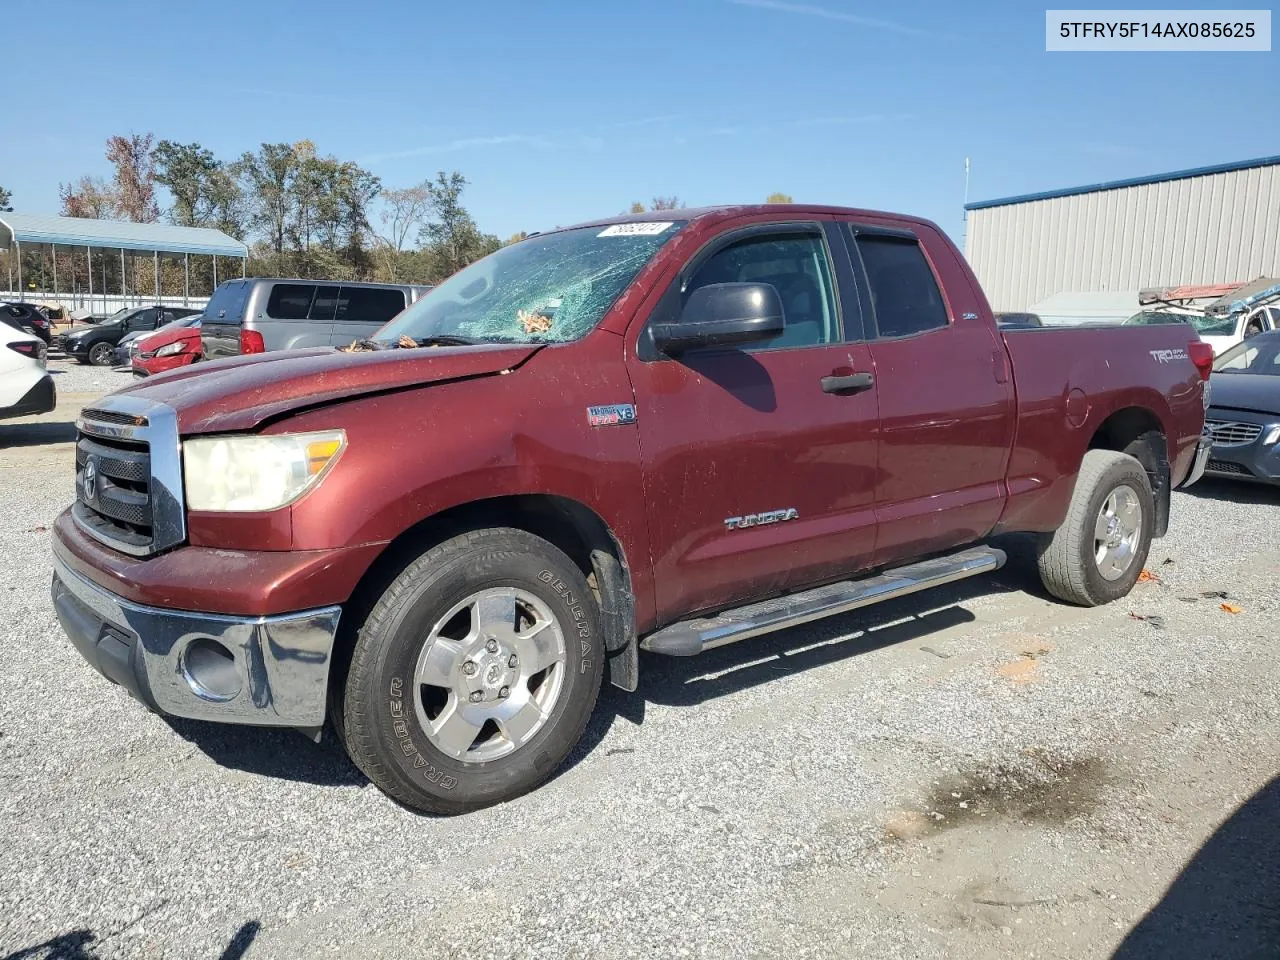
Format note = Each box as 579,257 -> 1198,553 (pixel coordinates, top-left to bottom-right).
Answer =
545,204 -> 938,235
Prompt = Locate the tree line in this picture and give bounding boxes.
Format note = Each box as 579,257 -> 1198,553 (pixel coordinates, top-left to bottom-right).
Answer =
53,133 -> 502,286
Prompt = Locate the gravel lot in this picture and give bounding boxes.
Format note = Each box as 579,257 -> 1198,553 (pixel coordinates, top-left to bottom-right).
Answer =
2,377 -> 1278,959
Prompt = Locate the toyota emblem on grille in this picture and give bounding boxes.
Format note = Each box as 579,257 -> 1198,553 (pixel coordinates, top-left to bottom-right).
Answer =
82,457 -> 98,502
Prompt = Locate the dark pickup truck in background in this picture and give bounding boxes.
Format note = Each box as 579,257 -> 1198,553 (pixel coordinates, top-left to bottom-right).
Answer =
51,204 -> 1211,814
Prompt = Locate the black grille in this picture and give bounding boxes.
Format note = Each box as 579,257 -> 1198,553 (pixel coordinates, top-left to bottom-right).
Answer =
75,432 -> 154,550
81,408 -> 150,427
1206,459 -> 1252,476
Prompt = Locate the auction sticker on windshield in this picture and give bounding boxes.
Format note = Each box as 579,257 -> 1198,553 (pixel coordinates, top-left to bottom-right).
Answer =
598,222 -> 673,237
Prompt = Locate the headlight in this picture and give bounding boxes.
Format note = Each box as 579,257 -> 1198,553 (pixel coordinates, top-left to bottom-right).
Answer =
183,431 -> 346,512
154,341 -> 186,357
1264,426 -> 1280,446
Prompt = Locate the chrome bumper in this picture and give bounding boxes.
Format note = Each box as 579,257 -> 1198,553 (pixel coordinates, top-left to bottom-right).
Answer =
1178,428 -> 1213,489
51,555 -> 341,727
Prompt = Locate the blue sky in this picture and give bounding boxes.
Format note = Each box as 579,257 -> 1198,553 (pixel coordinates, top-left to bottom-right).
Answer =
3,0 -> 1276,243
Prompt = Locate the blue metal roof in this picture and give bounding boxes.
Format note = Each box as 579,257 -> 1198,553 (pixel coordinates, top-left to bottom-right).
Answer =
0,212 -> 248,257
965,154 -> 1280,211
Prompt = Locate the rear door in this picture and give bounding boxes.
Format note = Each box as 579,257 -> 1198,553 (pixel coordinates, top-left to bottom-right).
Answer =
200,280 -> 252,360
838,219 -> 1016,567
329,286 -> 408,344
626,220 -> 880,624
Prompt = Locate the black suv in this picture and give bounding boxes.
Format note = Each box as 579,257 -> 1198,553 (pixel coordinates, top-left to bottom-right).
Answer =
1,302 -> 54,344
60,305 -> 201,366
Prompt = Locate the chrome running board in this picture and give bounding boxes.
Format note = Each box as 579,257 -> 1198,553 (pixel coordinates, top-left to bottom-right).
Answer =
640,546 -> 1006,656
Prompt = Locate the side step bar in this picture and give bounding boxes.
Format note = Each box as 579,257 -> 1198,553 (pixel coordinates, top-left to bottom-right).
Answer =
640,545 -> 1006,657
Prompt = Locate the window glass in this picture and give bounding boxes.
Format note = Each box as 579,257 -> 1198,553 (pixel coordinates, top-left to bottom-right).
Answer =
683,233 -> 837,349
336,287 -> 405,324
855,233 -> 949,338
311,285 -> 340,322
266,283 -> 316,320
205,281 -> 249,324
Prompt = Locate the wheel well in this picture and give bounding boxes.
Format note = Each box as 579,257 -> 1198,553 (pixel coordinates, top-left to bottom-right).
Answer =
328,495 -> 637,712
1087,406 -> 1170,537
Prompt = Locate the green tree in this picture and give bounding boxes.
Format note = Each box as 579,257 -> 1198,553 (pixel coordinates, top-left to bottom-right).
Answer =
152,140 -> 243,231
374,182 -> 433,279
418,171 -> 498,279
627,201 -> 646,214
765,192 -> 793,204
503,231 -> 528,245
650,195 -> 682,211
0,184 -> 11,211
236,142 -> 302,260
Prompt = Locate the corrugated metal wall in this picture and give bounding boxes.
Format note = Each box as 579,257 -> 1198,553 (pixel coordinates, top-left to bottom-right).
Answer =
964,162 -> 1280,312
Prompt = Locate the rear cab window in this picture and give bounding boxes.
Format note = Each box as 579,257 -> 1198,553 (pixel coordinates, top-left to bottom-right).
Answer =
849,227 -> 949,338
205,281 -> 251,325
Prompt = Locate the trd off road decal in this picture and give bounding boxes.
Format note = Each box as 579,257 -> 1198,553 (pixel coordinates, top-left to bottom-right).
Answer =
388,677 -> 457,789
1150,348 -> 1189,363
538,570 -> 593,674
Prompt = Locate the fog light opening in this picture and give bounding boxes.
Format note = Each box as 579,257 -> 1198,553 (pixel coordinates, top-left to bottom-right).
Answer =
182,638 -> 242,702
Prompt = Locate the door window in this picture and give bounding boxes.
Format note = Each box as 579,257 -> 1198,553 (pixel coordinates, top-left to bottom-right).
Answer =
854,232 -> 949,338
266,283 -> 317,320
335,287 -> 407,324
311,285 -> 340,323
683,233 -> 837,349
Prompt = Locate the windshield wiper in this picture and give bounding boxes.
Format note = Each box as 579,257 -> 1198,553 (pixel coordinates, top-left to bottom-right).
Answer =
401,334 -> 484,347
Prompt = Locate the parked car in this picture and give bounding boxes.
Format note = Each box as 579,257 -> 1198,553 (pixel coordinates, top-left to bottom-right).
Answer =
994,311 -> 1043,328
1124,305 -> 1279,354
1202,330 -> 1280,485
0,326 -> 55,420
116,313 -> 204,367
60,305 -> 201,366
131,316 -> 204,377
1,302 -> 53,344
51,204 -> 1211,815
201,279 -> 431,360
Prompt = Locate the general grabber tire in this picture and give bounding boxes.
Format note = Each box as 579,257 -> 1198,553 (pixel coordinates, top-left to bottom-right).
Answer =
339,528 -> 604,814
1036,449 -> 1154,607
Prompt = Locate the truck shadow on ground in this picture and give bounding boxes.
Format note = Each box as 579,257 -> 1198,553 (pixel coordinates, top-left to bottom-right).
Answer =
1180,477 -> 1280,506
0,920 -> 260,960
1111,774 -> 1280,959
166,536 -> 1046,800
0,421 -> 78,447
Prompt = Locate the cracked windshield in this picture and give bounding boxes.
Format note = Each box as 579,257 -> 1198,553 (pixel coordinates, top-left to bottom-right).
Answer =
375,221 -> 686,346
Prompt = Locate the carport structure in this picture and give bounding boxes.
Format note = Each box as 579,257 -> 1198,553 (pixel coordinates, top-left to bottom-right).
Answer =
0,212 -> 248,312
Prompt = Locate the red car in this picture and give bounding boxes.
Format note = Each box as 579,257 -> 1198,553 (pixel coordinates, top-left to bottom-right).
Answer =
132,315 -> 203,376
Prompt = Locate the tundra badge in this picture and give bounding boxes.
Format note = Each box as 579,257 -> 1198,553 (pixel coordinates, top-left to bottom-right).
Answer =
725,508 -> 799,530
587,404 -> 637,427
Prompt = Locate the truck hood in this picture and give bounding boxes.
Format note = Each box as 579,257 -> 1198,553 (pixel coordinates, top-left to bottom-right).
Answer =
1208,372 -> 1280,418
113,344 -> 540,434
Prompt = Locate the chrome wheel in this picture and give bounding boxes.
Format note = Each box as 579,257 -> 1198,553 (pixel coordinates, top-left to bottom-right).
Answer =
1094,484 -> 1143,581
413,587 -> 567,763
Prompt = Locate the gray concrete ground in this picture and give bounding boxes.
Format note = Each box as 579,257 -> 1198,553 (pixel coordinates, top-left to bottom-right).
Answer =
1,364 -> 1277,959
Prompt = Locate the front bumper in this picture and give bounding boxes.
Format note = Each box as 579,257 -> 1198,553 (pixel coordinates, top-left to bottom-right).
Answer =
52,553 -> 342,727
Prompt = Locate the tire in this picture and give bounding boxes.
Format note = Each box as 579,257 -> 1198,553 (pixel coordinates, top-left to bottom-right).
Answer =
1037,449 -> 1154,607
338,528 -> 604,814
87,342 -> 115,366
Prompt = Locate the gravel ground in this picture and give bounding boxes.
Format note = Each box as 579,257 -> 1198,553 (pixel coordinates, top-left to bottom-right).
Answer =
1,390 -> 1278,959
44,357 -> 136,399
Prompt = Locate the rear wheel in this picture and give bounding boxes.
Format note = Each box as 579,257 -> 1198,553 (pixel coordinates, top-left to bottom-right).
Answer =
1037,450 -> 1153,606
338,528 -> 604,814
87,342 -> 115,366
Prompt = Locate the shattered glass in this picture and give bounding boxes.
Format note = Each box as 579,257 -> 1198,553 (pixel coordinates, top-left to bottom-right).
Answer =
375,223 -> 686,346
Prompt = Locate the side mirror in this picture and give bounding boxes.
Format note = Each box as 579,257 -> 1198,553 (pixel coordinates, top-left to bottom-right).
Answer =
651,282 -> 785,354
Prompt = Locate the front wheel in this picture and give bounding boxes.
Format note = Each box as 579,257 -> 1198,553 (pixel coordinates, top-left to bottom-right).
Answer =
338,528 -> 604,814
1036,449 -> 1154,606
87,342 -> 115,366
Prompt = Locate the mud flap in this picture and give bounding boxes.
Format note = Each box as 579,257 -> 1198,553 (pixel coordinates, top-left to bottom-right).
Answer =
590,548 -> 638,692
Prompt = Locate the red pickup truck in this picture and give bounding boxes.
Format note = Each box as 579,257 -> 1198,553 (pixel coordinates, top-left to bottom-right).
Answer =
52,205 -> 1212,814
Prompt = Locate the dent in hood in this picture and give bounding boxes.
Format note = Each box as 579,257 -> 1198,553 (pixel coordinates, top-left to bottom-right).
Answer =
114,344 -> 540,434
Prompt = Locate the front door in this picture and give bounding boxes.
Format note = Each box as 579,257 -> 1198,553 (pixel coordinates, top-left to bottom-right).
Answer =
627,222 -> 880,625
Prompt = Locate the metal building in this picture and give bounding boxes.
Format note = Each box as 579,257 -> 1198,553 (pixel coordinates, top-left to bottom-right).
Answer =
963,155 -> 1280,315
